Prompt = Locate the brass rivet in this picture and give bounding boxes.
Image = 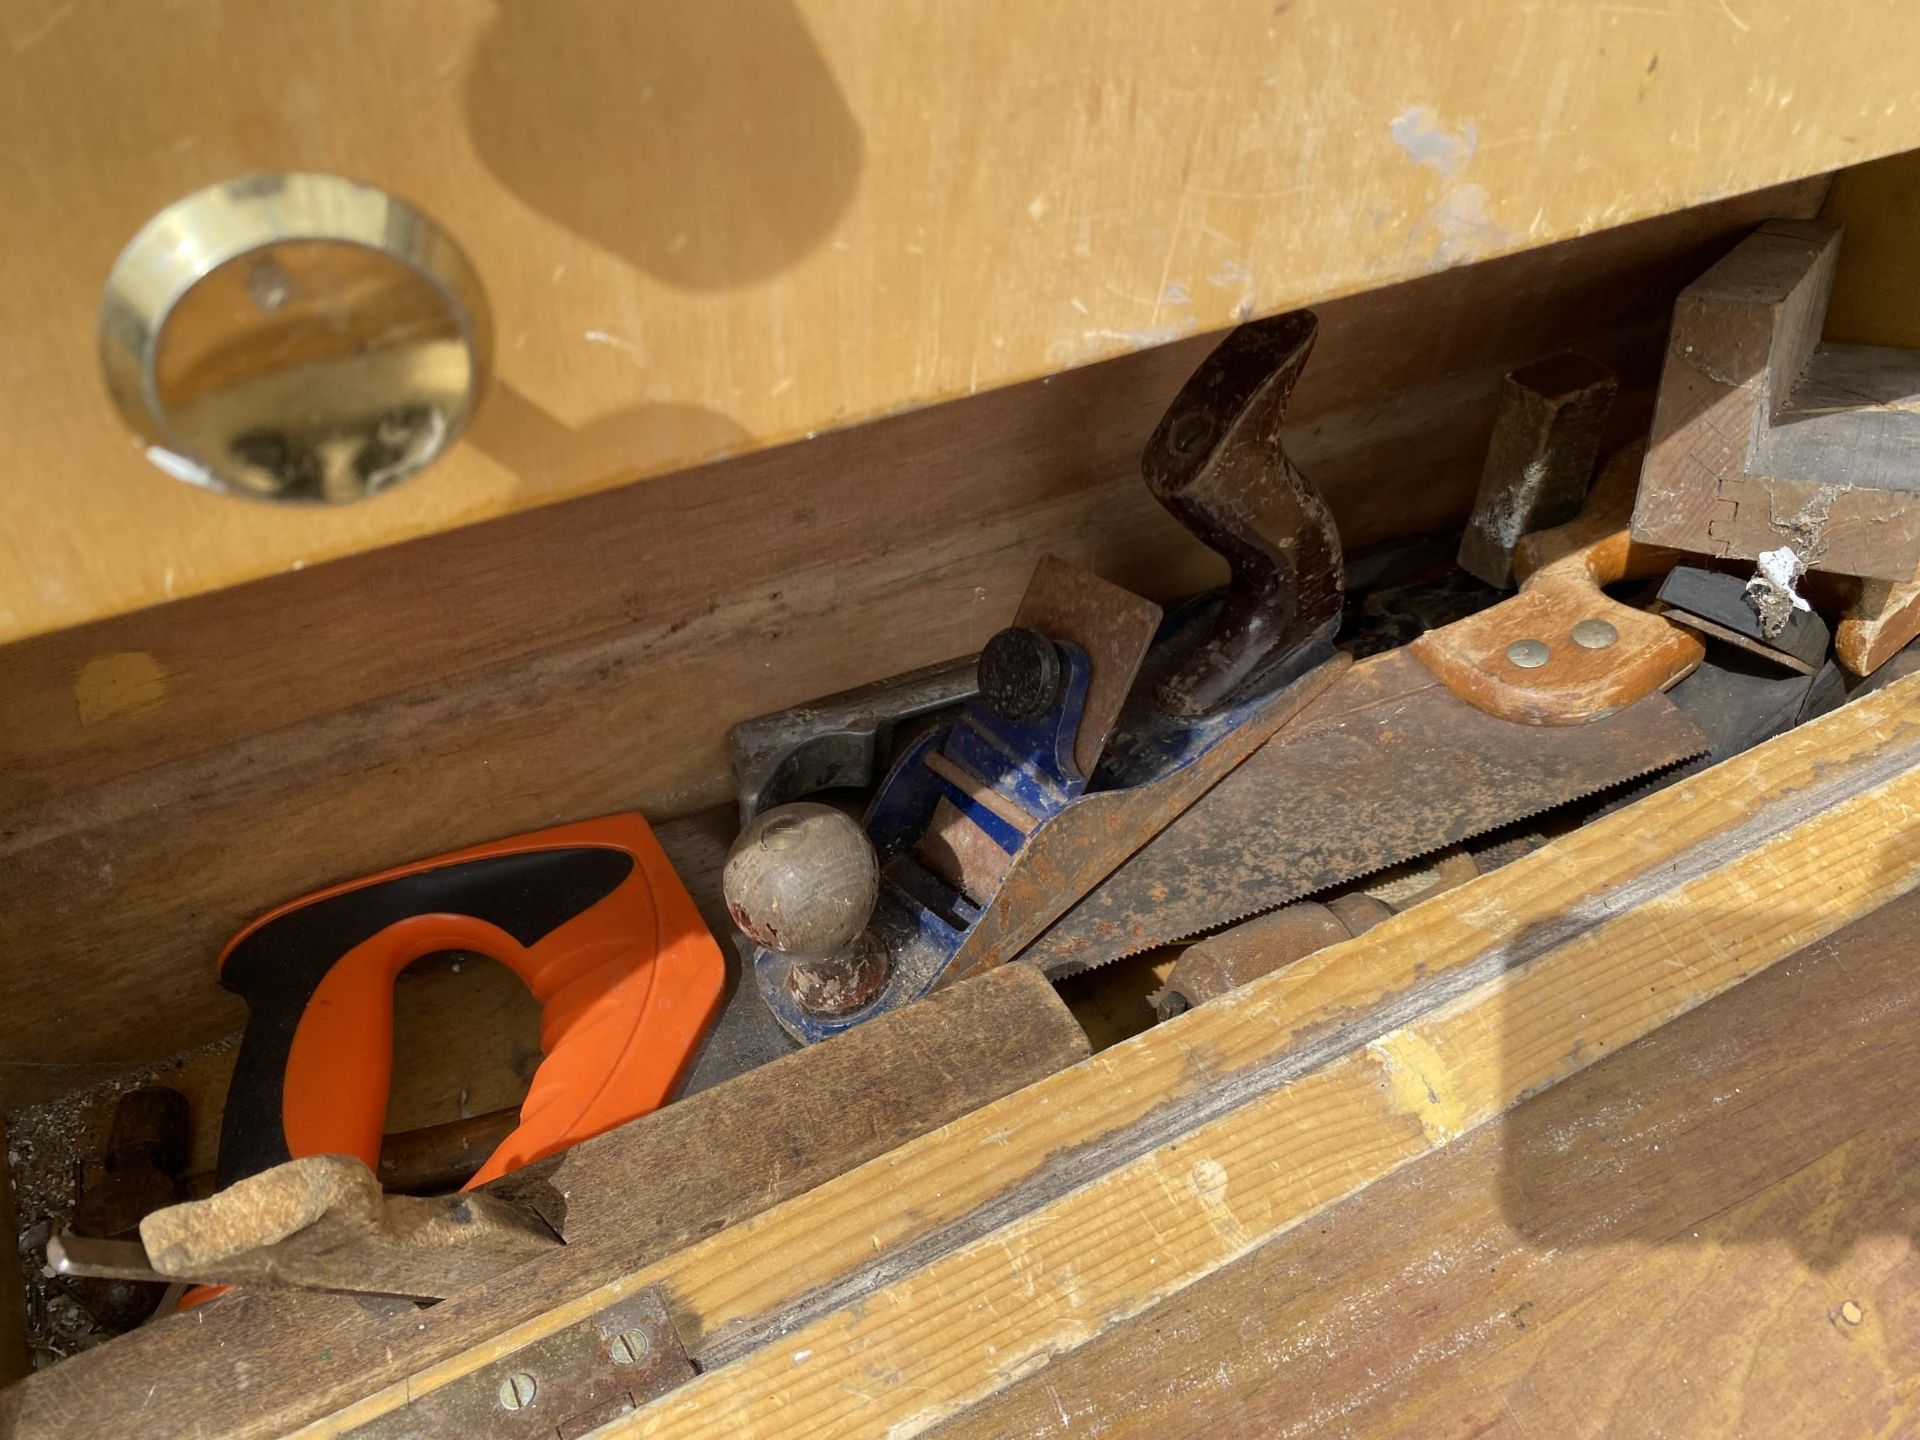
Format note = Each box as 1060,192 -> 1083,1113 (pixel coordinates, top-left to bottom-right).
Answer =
1571,618 -> 1620,650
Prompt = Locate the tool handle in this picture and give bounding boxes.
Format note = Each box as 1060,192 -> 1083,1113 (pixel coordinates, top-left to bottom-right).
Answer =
1143,311 -> 1344,715
215,815 -> 724,1191
1413,443 -> 1704,724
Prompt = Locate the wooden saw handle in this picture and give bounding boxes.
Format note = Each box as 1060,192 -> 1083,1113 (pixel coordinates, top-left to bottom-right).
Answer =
1412,443 -> 1704,724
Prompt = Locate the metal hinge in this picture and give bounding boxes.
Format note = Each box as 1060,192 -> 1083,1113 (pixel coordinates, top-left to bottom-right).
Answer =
348,1286 -> 694,1439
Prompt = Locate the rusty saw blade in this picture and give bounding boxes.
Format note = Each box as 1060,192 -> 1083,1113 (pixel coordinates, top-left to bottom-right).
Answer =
1018,646 -> 1707,974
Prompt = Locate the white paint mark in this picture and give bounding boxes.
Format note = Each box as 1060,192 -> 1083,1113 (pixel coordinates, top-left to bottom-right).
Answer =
1161,280 -> 1192,307
1427,182 -> 1505,263
1027,194 -> 1049,221
1389,106 -> 1511,265
1715,0 -> 1752,31
1080,323 -> 1192,348
769,376 -> 795,398
1206,258 -> 1250,289
583,330 -> 645,364
1389,105 -> 1478,180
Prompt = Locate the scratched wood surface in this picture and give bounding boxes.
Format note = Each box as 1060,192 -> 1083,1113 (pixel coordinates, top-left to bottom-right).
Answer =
0,186 -> 1818,1114
2,0 -> 1918,643
936,885 -> 1920,1440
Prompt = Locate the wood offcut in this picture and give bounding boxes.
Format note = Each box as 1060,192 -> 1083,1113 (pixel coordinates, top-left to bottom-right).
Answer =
1632,218 -> 1920,582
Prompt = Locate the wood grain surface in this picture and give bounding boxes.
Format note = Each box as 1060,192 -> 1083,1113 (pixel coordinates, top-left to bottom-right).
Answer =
935,885 -> 1920,1440
1631,217 -> 1920,581
571,672 -> 1920,1438
3,1 -> 1918,642
0,185 -> 1824,1113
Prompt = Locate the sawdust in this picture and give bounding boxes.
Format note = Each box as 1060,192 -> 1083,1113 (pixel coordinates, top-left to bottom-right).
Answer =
5,1035 -> 234,1367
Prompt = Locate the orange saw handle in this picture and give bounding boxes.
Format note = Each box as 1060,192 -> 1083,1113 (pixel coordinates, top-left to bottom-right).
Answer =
214,814 -> 724,1192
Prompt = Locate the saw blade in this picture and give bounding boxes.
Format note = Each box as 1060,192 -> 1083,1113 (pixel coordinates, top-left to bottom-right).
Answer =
1018,647 -> 1707,974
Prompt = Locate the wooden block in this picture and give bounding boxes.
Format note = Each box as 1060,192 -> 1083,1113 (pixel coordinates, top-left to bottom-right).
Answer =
1835,570 -> 1920,676
1457,352 -> 1617,589
0,962 -> 1088,1438
1633,219 -> 1920,582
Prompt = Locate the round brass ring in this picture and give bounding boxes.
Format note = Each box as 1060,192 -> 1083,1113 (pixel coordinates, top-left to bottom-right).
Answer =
98,173 -> 491,503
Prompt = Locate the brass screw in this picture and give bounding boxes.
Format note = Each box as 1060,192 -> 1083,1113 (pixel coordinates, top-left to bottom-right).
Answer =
497,1372 -> 537,1411
609,1329 -> 655,1366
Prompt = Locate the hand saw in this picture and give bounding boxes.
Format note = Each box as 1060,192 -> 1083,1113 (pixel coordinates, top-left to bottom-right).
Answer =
1017,443 -> 1711,974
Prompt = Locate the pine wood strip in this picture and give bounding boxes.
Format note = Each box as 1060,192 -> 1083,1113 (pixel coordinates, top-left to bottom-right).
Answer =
938,890 -> 1920,1440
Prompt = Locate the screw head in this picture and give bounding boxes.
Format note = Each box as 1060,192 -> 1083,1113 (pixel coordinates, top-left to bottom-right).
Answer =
1571,618 -> 1620,650
609,1328 -> 655,1366
1506,638 -> 1551,669
497,1371 -> 537,1411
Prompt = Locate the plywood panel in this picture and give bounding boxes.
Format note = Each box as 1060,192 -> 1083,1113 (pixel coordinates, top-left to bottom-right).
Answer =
0,0 -> 1915,642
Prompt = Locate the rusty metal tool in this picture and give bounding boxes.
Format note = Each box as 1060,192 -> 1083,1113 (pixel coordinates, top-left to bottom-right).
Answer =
727,312 -> 1347,1043
730,656 -> 978,827
1019,443 -> 1711,975
49,1154 -> 559,1302
1156,849 -> 1494,1018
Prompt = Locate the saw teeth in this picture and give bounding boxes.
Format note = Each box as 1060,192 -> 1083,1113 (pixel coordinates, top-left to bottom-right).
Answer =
1049,744 -> 1705,969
